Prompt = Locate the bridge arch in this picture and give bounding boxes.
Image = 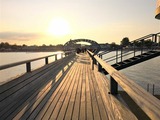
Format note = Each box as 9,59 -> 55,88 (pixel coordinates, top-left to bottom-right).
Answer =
64,39 -> 100,54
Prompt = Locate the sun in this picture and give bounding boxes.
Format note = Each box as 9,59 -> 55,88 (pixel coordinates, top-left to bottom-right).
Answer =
47,18 -> 71,36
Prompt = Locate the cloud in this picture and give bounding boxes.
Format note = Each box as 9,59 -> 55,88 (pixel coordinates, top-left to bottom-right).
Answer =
0,32 -> 40,41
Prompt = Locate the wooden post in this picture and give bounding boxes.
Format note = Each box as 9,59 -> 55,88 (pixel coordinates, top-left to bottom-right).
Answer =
133,42 -> 135,57
110,76 -> 118,95
121,46 -> 123,62
141,39 -> 144,56
61,53 -> 63,58
100,55 -> 102,59
92,57 -> 94,70
45,57 -> 48,64
153,84 -> 155,95
147,83 -> 149,92
55,55 -> 57,61
154,34 -> 157,43
98,63 -> 102,72
26,62 -> 31,72
92,56 -> 96,70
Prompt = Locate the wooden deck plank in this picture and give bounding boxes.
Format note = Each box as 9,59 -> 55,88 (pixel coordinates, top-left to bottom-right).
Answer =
41,62 -> 77,120
64,63 -> 82,120
88,64 -> 101,120
85,62 -> 94,120
0,53 -> 135,120
48,61 -> 78,120
27,61 -> 75,120
71,60 -> 83,120
79,63 -> 86,120
11,60 -> 75,120
0,56 -> 74,118
52,63 -> 80,120
34,62 -> 75,120
90,71 -> 109,120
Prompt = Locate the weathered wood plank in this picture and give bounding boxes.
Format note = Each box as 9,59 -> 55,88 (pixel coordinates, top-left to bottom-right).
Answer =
34,62 -> 75,120
91,71 -> 109,120
93,66 -> 137,120
11,60 -> 75,120
0,55 -> 74,115
88,51 -> 160,120
88,66 -> 101,120
71,62 -> 83,120
85,62 -> 93,120
55,63 -> 80,120
79,63 -> 86,120
64,64 -> 82,120
41,62 -> 77,120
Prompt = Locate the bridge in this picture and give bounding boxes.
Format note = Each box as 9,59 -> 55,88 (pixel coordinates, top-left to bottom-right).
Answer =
0,33 -> 160,120
64,39 -> 101,54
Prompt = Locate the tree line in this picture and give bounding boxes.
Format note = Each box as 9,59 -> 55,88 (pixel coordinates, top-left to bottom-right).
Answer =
0,42 -> 64,52
110,37 -> 158,50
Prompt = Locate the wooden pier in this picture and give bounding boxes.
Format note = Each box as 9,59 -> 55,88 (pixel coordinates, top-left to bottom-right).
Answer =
0,51 -> 160,120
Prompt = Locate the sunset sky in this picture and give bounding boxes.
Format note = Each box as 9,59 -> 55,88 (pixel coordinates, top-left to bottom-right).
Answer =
0,0 -> 160,45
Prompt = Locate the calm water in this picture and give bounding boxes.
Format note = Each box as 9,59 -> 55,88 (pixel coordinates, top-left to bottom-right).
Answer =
0,51 -> 160,94
102,51 -> 160,94
0,52 -> 63,84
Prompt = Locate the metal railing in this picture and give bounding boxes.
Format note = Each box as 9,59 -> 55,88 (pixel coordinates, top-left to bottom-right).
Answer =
88,50 -> 160,120
100,32 -> 160,64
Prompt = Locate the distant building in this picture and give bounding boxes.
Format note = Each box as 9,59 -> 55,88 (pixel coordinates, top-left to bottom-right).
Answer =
155,0 -> 160,19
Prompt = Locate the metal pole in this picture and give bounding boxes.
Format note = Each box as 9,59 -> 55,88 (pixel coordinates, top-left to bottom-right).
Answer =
116,49 -> 118,63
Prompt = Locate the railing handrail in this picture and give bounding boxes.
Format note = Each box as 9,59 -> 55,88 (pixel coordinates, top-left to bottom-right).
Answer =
88,50 -> 160,120
0,52 -> 65,71
130,34 -> 154,44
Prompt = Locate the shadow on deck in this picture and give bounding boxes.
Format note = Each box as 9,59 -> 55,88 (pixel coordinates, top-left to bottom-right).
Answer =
0,53 -> 151,120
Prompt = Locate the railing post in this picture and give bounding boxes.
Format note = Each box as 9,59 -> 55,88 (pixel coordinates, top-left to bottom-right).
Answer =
121,46 -> 123,62
116,49 -> 118,63
92,56 -> 96,70
61,53 -> 63,59
154,34 -> 157,43
153,84 -> 155,95
141,39 -> 144,56
98,63 -> 102,72
45,57 -> 48,64
110,76 -> 118,95
26,62 -> 31,72
133,42 -> 136,57
55,55 -> 57,61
